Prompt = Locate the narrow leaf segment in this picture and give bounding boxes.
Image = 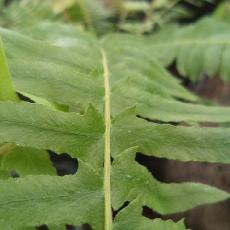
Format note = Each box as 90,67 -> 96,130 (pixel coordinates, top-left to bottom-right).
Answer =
102,49 -> 112,230
0,37 -> 19,102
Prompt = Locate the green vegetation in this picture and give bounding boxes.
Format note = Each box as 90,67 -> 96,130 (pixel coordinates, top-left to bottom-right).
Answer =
0,0 -> 229,229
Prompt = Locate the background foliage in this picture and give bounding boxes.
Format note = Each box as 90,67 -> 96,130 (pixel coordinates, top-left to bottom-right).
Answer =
0,1 -> 230,230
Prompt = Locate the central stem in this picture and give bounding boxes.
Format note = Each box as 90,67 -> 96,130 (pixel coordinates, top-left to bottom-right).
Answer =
102,50 -> 112,230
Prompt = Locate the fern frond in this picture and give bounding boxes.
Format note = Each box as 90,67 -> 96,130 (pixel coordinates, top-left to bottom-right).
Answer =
2,25 -> 230,122
0,22 -> 229,229
148,17 -> 230,81
102,17 -> 230,82
0,102 -> 229,229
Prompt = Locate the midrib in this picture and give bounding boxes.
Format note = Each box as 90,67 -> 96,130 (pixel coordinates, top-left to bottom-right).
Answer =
102,50 -> 112,230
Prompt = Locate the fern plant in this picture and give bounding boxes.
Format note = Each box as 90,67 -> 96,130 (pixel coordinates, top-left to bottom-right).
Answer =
111,0 -> 215,34
0,0 -> 113,35
143,17 -> 230,81
0,18 -> 230,230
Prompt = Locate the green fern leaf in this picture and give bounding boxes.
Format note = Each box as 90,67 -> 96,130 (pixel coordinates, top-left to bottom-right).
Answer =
148,17 -> 230,81
0,147 -> 55,177
0,34 -> 53,181
104,17 -> 230,81
0,23 -> 229,229
114,201 -> 186,230
2,25 -> 230,122
0,37 -> 19,102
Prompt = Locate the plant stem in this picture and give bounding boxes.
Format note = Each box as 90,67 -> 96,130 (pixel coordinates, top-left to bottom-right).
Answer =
102,49 -> 112,230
